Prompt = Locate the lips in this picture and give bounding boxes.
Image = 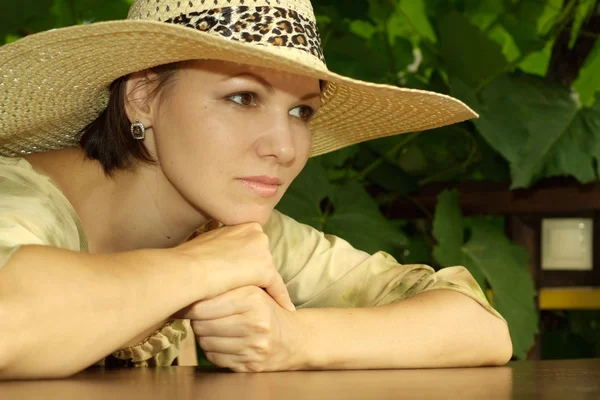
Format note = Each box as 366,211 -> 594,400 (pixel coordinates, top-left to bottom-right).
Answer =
238,176 -> 281,198
242,176 -> 282,185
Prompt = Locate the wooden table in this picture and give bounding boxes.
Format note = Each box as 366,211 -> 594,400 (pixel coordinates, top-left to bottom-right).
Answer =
1,358 -> 599,399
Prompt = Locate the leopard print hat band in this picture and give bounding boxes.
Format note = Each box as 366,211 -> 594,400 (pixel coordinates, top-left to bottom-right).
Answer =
0,0 -> 478,158
161,6 -> 325,63
128,0 -> 326,64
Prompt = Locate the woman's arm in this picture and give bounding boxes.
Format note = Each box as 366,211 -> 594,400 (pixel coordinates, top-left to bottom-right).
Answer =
0,223 -> 293,380
0,245 -> 198,379
187,211 -> 512,371
295,289 -> 512,370
186,286 -> 511,372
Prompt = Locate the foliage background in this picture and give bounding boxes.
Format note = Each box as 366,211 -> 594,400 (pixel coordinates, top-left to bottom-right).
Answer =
4,0 -> 600,360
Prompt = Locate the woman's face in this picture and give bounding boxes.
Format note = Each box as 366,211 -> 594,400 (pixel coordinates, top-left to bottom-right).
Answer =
145,60 -> 321,226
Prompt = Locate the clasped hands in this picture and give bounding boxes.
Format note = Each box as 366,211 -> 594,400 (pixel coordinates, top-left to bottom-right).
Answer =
172,222 -> 306,372
177,285 -> 301,372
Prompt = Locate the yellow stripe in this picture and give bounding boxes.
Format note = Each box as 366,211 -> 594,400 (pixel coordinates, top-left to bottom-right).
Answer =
539,288 -> 600,310
486,288 -> 600,310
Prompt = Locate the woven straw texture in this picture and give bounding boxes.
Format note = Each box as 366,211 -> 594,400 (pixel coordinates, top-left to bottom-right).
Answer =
0,0 -> 477,158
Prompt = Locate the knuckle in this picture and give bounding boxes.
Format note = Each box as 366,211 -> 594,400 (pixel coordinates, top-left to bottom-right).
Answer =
198,336 -> 208,349
247,362 -> 265,373
257,232 -> 270,248
191,320 -> 202,334
245,286 -> 261,296
248,221 -> 263,231
251,338 -> 271,355
247,286 -> 265,300
187,302 -> 203,319
252,320 -> 271,335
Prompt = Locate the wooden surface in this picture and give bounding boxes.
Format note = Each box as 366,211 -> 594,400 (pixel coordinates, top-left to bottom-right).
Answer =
1,358 -> 599,399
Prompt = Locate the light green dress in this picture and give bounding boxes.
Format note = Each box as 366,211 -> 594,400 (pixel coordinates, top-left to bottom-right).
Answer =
0,156 -> 506,367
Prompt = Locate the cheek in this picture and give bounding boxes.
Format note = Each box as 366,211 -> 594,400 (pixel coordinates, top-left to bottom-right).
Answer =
293,130 -> 312,169
154,104 -> 245,170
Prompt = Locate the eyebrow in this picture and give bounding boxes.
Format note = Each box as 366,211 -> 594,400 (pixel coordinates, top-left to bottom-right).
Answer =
224,72 -> 321,102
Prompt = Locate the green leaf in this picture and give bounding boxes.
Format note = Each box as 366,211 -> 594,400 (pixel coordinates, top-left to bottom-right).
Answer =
464,0 -> 505,31
1,0 -> 132,42
450,77 -> 527,165
396,143 -> 429,174
277,159 -> 407,255
462,218 -> 538,360
390,36 -> 415,73
313,0 -> 370,21
501,0 -> 563,53
574,40 -> 600,106
324,30 -> 392,83
569,0 -> 596,48
3,34 -> 20,44
51,0 -> 78,27
365,159 -> 419,195
423,0 -> 466,16
276,159 -> 332,230
396,0 -> 437,43
349,19 -> 378,40
432,191 -> 487,291
488,24 -> 521,62
534,0 -> 565,36
432,192 -> 538,359
0,0 -> 56,40
467,131 -> 511,182
326,181 -> 408,255
318,145 -> 360,169
402,126 -> 480,183
502,1 -> 546,52
401,233 -> 432,265
80,0 -> 132,22
436,11 -> 507,88
368,0 -> 397,24
518,39 -> 554,77
432,190 -> 464,267
451,74 -> 600,188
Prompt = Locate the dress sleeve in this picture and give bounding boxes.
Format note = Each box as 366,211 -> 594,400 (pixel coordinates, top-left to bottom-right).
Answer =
0,159 -> 86,270
264,210 -> 506,323
108,320 -> 189,367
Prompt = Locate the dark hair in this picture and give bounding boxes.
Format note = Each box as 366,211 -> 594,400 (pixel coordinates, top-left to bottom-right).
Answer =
79,63 -> 181,176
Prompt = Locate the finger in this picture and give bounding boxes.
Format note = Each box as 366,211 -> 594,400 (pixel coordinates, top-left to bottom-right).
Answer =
204,352 -> 246,371
198,336 -> 249,354
185,289 -> 248,320
191,314 -> 246,337
264,273 -> 296,312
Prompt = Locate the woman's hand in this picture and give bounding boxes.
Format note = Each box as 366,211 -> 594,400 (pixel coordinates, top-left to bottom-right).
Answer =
180,285 -> 304,372
173,223 -> 295,312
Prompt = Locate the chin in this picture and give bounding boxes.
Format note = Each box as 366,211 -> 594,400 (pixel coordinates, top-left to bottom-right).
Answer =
215,205 -> 274,227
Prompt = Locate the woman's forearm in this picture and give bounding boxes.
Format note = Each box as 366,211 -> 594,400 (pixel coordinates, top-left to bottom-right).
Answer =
295,289 -> 512,370
0,245 -> 200,379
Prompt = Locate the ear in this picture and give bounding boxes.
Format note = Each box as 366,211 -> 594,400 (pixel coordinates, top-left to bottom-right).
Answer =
123,70 -> 159,128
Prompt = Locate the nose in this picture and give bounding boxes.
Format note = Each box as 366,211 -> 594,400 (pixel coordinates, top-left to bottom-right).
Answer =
255,114 -> 296,165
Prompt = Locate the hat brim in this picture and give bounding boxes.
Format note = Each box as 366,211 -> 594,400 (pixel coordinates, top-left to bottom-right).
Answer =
0,20 -> 477,157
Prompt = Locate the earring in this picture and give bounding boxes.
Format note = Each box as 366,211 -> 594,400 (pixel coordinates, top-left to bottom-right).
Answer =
131,120 -> 146,140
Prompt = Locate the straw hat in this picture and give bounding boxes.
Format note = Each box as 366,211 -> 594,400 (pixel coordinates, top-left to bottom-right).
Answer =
0,0 -> 477,158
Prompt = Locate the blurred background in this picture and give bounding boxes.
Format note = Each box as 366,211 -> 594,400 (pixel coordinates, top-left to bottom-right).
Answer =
3,0 -> 599,362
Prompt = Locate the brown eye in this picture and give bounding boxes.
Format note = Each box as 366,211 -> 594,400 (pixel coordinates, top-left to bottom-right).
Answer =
229,92 -> 257,106
290,105 -> 314,121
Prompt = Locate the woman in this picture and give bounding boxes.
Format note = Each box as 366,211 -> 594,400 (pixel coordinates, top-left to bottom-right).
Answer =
0,0 -> 512,379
